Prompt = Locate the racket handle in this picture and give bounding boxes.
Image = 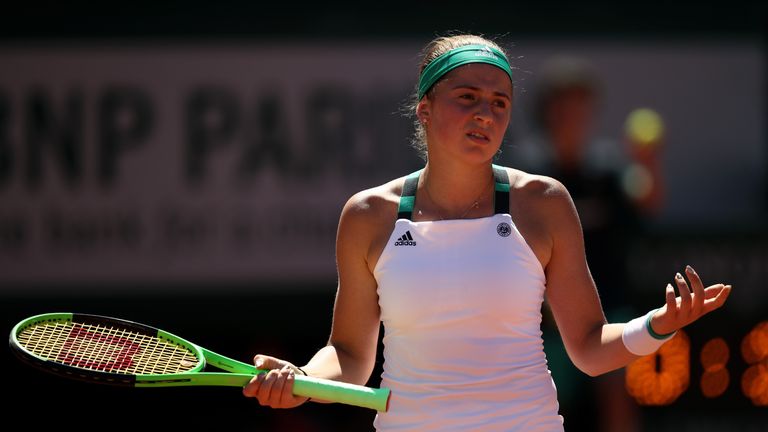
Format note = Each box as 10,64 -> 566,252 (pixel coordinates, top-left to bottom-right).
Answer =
199,348 -> 390,411
293,374 -> 390,412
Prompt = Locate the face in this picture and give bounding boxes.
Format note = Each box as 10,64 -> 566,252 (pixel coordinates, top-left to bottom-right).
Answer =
417,63 -> 513,165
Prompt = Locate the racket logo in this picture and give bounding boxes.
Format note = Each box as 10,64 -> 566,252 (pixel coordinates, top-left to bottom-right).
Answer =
57,326 -> 141,372
497,222 -> 511,237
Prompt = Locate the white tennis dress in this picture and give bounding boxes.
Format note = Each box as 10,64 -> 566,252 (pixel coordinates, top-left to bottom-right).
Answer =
372,166 -> 564,431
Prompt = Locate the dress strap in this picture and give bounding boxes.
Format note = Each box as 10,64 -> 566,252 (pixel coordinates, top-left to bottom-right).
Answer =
493,164 -> 511,215
397,169 -> 422,221
398,166 -> 509,220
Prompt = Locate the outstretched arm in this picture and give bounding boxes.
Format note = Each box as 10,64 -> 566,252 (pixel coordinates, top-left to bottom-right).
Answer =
542,179 -> 731,377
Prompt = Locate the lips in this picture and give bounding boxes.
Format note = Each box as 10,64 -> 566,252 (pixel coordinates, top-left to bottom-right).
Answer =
466,130 -> 490,141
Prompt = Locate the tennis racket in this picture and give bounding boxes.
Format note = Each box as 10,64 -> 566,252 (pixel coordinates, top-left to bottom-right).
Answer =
9,312 -> 390,412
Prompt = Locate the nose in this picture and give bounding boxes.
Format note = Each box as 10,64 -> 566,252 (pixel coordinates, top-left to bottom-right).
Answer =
473,102 -> 493,124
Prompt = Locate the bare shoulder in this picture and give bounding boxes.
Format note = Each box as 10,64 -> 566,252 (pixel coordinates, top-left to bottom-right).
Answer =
497,166 -> 580,268
338,175 -> 411,270
505,167 -> 572,205
340,177 -> 403,227
503,166 -> 580,234
338,173 -> 415,245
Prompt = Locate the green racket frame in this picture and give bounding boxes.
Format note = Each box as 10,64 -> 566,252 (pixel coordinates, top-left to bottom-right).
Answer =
10,313 -> 390,412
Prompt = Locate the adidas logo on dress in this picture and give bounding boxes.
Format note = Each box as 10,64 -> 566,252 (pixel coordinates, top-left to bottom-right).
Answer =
394,230 -> 417,246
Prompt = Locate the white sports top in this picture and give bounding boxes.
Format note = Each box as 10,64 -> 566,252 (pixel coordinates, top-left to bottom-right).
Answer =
372,166 -> 564,431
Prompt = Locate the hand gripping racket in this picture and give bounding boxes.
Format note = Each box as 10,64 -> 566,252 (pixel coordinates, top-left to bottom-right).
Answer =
9,313 -> 391,412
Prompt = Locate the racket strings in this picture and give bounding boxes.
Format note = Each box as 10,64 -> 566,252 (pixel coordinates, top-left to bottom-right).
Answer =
18,321 -> 199,375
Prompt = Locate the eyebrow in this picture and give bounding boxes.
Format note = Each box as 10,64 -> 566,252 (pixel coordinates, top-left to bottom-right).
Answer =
451,85 -> 512,101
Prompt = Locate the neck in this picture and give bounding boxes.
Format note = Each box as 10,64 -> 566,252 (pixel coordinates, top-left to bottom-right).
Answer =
420,160 -> 494,218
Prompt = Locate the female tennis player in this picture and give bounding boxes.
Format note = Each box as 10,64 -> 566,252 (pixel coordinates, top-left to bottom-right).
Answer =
242,34 -> 732,431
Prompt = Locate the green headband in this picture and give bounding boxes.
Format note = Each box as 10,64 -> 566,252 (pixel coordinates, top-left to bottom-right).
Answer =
417,44 -> 513,100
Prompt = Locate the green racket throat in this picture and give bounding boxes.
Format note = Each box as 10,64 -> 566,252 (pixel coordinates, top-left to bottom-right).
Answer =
10,313 -> 391,412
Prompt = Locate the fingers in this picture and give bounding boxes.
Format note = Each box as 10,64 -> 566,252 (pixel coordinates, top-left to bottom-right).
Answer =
242,372 -> 264,398
703,284 -> 726,299
664,283 -> 677,319
280,366 -> 301,406
243,355 -> 307,409
651,267 -> 732,337
685,265 -> 706,317
243,367 -> 301,408
257,368 -> 282,405
648,283 -> 680,336
261,368 -> 294,406
703,284 -> 732,314
253,354 -> 285,372
667,266 -> 732,324
675,271 -> 692,319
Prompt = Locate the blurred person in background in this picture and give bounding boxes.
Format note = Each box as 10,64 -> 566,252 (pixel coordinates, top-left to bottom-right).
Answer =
241,35 -> 729,431
510,55 -> 666,432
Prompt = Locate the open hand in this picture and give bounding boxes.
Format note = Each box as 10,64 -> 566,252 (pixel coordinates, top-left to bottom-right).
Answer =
649,265 -> 731,336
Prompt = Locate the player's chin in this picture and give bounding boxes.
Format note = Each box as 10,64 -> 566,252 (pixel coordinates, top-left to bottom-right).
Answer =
461,140 -> 501,161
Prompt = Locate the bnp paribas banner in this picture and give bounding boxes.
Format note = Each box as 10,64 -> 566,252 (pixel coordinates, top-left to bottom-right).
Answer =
1,41 -> 765,290
0,43 -> 426,286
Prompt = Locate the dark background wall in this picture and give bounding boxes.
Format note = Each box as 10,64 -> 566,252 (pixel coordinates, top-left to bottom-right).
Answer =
1,1 -> 764,40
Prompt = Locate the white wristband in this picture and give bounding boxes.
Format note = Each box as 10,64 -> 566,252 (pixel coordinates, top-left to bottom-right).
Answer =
621,309 -> 677,356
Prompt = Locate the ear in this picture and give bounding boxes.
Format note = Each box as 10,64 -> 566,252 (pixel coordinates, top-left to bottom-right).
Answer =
416,99 -> 430,126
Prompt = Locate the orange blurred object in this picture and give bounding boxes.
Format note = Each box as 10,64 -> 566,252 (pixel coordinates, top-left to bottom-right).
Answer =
701,368 -> 730,398
741,322 -> 768,406
741,321 -> 768,364
700,338 -> 729,373
626,331 -> 690,405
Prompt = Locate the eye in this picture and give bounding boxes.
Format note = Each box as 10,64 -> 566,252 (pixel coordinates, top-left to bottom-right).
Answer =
459,93 -> 476,101
494,99 -> 508,108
